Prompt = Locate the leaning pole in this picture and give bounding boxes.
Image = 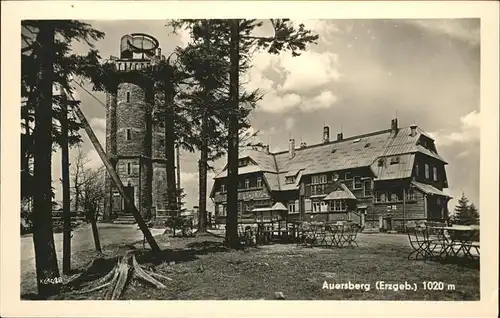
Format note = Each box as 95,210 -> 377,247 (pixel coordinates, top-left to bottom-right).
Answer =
70,97 -> 161,253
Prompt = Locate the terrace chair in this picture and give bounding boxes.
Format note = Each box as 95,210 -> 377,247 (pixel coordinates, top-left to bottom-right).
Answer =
424,221 -> 448,260
346,223 -> 360,247
406,221 -> 431,261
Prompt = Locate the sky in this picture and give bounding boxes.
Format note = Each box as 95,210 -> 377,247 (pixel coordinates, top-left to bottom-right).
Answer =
52,18 -> 480,213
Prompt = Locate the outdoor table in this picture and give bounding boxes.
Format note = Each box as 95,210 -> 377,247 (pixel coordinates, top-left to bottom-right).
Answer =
425,225 -> 479,261
297,221 -> 360,248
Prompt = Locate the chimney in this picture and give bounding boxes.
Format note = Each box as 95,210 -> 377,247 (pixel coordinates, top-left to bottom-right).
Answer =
337,132 -> 343,141
323,126 -> 330,143
300,142 -> 307,148
410,123 -> 417,137
391,118 -> 398,137
289,139 -> 295,159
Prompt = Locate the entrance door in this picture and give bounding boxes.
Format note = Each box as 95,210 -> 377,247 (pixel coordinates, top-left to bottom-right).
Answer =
123,186 -> 135,213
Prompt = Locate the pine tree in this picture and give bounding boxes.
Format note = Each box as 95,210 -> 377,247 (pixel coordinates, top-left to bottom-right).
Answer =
169,20 -> 318,247
226,19 -> 318,248
452,193 -> 479,225
169,20 -> 264,234
21,20 -> 104,298
467,203 -> 480,225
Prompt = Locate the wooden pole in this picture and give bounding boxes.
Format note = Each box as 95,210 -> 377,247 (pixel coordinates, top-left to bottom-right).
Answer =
61,91 -> 72,274
71,102 -> 160,253
403,187 -> 406,231
176,144 -> 181,208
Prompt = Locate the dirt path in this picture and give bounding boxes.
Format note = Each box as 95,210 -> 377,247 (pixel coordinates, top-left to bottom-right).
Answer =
21,223 -> 164,293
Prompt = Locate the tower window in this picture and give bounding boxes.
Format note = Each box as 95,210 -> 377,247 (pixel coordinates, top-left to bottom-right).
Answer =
126,91 -> 130,103
127,163 -> 131,175
126,129 -> 131,140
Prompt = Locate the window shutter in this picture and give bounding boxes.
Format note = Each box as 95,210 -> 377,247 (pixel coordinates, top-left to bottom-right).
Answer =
305,199 -> 312,212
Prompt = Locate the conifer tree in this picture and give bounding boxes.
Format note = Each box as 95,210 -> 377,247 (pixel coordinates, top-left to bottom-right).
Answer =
452,193 -> 480,225
169,19 -> 318,246
21,20 -> 104,298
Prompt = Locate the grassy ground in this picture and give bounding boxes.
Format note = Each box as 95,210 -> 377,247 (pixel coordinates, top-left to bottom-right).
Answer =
22,232 -> 479,300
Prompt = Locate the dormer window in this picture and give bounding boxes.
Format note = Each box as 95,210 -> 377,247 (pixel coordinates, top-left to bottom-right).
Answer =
365,143 -> 371,148
378,159 -> 384,167
238,158 -> 250,167
285,176 -> 296,184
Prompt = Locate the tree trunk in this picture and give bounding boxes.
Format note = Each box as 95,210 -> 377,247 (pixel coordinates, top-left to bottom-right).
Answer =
197,113 -> 209,233
32,22 -> 62,297
225,19 -> 240,249
61,93 -> 72,274
176,144 -> 181,208
90,206 -> 102,253
164,83 -> 177,217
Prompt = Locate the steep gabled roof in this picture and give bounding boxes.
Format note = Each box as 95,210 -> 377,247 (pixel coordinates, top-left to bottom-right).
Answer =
212,125 -> 448,191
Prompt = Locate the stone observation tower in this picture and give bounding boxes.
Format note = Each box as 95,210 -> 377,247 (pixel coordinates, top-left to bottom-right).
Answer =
103,33 -> 168,222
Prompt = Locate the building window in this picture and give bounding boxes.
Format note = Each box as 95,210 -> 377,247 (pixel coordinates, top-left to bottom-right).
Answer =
425,164 -> 430,179
311,174 -> 327,184
415,163 -> 419,177
406,187 -> 416,201
363,180 -> 372,196
353,176 -> 362,189
330,200 -> 346,212
285,176 -> 296,184
239,158 -> 250,167
390,156 -> 400,165
311,174 -> 327,195
220,184 -> 226,193
126,129 -> 131,141
245,179 -> 250,189
288,201 -> 298,214
221,205 -> 227,216
375,191 -> 386,203
238,181 -> 242,189
312,201 -> 328,213
345,172 -> 352,180
433,167 -> 438,181
436,196 -> 441,205
127,163 -> 131,175
256,177 -> 262,188
126,91 -> 130,103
